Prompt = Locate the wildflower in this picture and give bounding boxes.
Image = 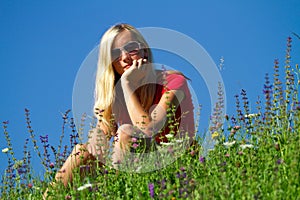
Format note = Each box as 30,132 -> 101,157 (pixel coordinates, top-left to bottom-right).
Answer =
233,125 -> 241,130
77,183 -> 92,191
199,156 -> 205,163
28,183 -> 33,189
131,137 -> 137,143
65,195 -> 72,200
148,183 -> 154,198
238,151 -> 243,155
160,142 -> 175,146
132,143 -> 139,149
223,140 -> 236,147
2,147 -> 9,153
165,134 -> 174,139
225,153 -> 230,157
240,144 -> 254,149
244,113 -> 259,118
276,159 -> 284,165
190,150 -> 195,156
180,167 -> 186,171
211,131 -> 219,139
39,135 -> 49,143
49,162 -> 55,169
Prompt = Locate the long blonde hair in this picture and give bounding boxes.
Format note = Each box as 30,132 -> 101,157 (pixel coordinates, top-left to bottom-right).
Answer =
94,23 -> 156,135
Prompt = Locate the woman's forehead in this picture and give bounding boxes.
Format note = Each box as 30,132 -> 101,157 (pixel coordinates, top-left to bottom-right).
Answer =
112,30 -> 137,48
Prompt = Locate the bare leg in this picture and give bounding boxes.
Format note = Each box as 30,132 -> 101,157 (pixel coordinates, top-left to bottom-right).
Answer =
54,144 -> 96,186
43,144 -> 96,199
112,124 -> 133,167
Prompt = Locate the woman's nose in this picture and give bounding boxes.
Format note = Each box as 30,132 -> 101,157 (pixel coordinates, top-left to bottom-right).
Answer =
120,50 -> 131,62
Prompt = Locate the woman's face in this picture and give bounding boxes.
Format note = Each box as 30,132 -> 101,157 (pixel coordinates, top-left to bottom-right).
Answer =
111,30 -> 144,75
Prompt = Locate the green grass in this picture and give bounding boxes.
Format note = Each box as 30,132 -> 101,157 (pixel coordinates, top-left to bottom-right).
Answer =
1,37 -> 299,199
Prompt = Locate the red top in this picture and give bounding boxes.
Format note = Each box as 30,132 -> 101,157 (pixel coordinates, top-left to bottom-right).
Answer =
153,72 -> 195,143
115,70 -> 195,144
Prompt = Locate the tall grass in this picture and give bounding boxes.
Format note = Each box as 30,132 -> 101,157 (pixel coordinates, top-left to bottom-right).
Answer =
1,36 -> 299,199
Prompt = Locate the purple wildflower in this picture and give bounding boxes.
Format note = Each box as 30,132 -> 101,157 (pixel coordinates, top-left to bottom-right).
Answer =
132,143 -> 139,149
49,162 -> 55,169
39,135 -> 49,143
199,156 -> 205,163
131,137 -> 137,143
180,167 -> 186,171
276,159 -> 283,165
148,183 -> 154,198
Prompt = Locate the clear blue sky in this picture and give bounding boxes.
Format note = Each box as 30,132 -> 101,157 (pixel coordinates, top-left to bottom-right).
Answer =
1,1 -> 299,175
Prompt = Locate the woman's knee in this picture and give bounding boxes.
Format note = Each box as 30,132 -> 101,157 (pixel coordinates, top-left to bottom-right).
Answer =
72,144 -> 87,154
116,124 -> 135,142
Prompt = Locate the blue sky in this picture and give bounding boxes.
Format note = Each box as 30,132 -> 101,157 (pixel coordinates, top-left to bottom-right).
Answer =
0,1 -> 299,175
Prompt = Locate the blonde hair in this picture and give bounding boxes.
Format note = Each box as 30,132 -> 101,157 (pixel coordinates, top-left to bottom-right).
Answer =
94,23 -> 156,135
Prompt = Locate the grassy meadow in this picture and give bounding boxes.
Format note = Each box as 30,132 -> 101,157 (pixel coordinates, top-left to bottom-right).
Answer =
1,37 -> 299,199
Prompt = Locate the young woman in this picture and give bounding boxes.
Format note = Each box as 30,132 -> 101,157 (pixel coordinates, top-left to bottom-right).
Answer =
53,23 -> 195,187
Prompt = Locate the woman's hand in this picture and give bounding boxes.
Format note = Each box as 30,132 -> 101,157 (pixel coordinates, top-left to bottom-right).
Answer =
121,58 -> 150,87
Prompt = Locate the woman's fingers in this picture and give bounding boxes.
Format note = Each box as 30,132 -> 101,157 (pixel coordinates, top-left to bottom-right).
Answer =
137,58 -> 147,69
132,59 -> 137,68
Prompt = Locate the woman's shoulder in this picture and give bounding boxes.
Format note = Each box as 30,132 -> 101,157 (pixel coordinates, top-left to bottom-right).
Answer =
155,69 -> 186,80
155,69 -> 188,90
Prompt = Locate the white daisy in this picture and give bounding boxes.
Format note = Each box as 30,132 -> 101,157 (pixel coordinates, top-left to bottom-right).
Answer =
245,113 -> 259,118
2,148 -> 9,153
77,183 -> 92,191
165,134 -> 174,139
240,144 -> 254,149
223,141 -> 236,147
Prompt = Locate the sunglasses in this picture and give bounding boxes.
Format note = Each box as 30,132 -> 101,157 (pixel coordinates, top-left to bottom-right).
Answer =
111,41 -> 143,61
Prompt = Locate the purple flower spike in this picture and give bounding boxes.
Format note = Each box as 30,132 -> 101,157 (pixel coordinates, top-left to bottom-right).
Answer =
148,183 -> 154,198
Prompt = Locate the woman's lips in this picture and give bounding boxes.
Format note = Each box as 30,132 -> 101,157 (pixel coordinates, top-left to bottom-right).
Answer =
124,65 -> 131,70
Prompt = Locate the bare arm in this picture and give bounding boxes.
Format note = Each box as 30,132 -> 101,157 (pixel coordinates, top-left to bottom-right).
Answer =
121,60 -> 185,137
124,86 -> 184,137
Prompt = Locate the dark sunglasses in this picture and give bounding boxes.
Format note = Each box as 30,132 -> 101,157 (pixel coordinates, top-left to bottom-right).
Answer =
111,41 -> 143,61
